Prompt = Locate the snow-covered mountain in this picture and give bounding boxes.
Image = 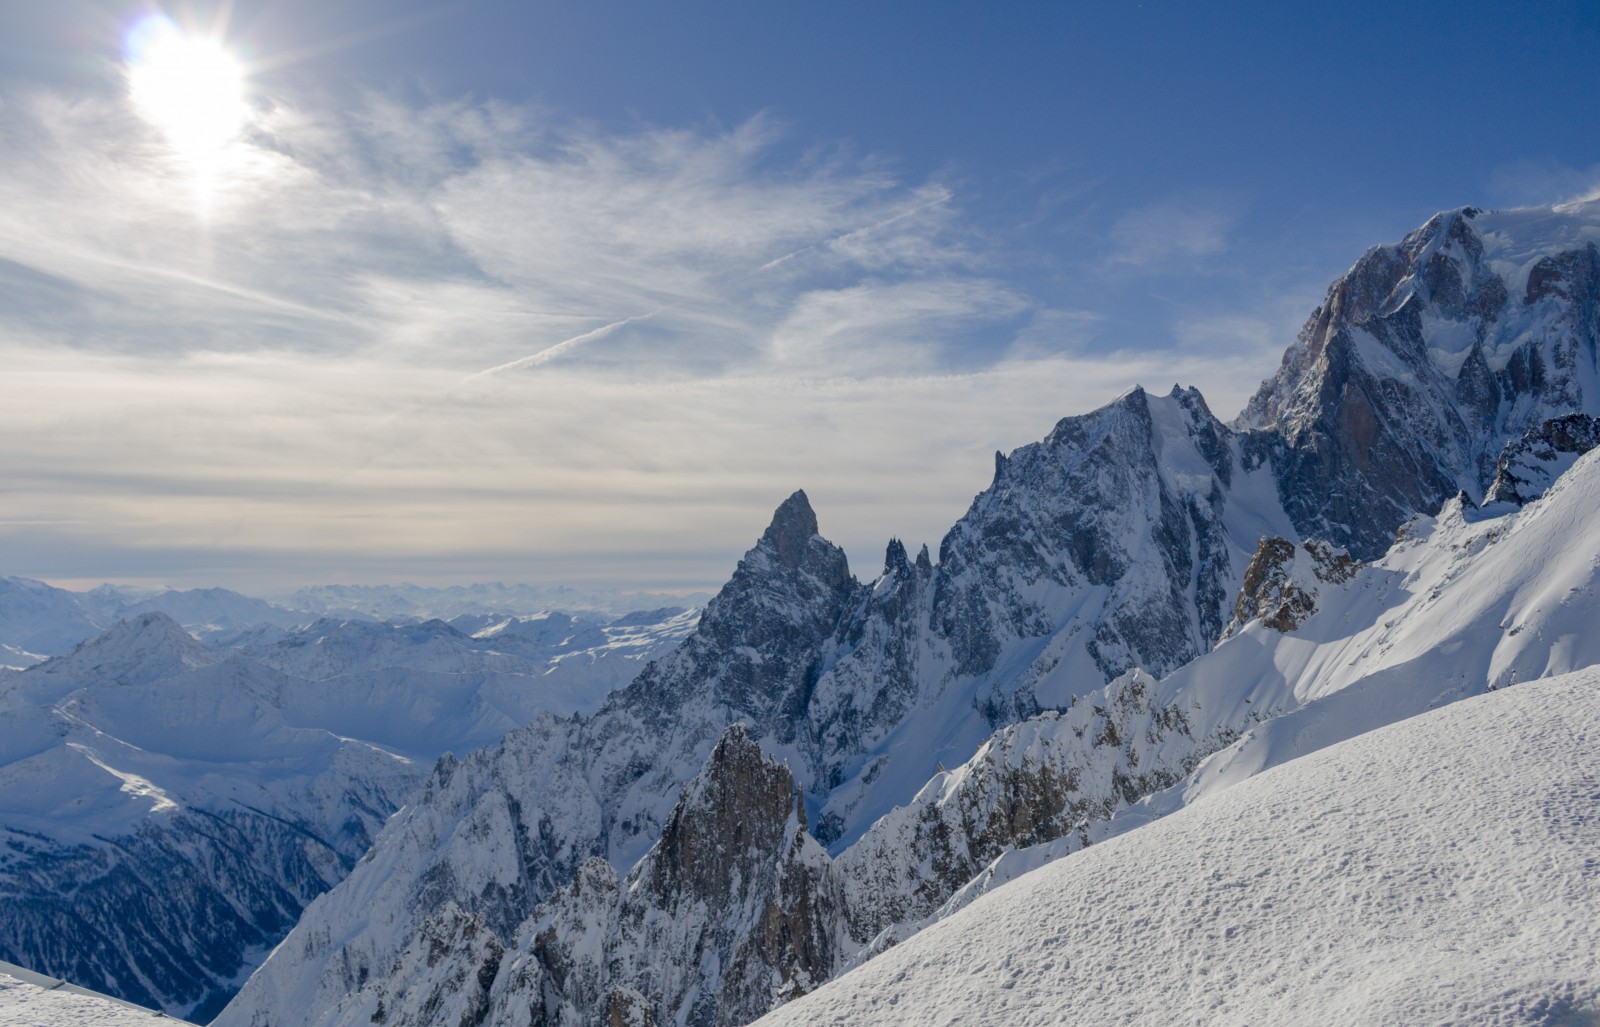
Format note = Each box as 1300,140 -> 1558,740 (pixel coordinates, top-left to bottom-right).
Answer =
0,576 -> 703,670
1240,202 -> 1600,557
0,605 -> 697,1019
339,726 -> 847,1027
754,670 -> 1600,1026
843,437 -> 1600,950
0,578 -> 106,667
219,199 -> 1600,1027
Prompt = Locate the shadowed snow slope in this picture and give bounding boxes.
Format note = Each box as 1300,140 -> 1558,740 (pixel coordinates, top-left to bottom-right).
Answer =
840,443 -> 1600,949
757,670 -> 1600,1027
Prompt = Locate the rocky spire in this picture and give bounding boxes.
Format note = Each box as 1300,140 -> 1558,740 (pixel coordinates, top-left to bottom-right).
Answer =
761,490 -> 820,571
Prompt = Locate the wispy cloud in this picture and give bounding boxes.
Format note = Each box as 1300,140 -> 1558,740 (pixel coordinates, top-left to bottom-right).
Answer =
0,79 -> 1289,590
1107,200 -> 1236,267
1486,158 -> 1600,209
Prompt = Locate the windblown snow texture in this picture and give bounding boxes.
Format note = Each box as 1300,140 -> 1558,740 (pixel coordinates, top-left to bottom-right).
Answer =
755,672 -> 1600,1027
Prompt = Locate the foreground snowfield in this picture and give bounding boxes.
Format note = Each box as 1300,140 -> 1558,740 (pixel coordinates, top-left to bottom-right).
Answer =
756,670 -> 1600,1026
0,962 -> 187,1027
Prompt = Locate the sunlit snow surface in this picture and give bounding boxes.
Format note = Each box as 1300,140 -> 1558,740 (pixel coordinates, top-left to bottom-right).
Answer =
0,964 -> 190,1026
757,670 -> 1600,1026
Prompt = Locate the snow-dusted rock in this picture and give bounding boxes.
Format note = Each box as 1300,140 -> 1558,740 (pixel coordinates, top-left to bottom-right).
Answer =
1240,200 -> 1600,558
1484,411 -> 1600,505
488,726 -> 846,1027
1225,535 -> 1358,634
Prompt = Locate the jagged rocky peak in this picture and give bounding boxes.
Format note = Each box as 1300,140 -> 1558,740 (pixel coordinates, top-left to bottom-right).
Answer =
463,724 -> 845,1027
647,723 -> 799,905
760,490 -> 824,571
1229,537 -> 1358,635
723,489 -> 851,616
618,491 -> 856,732
883,538 -> 909,576
1236,199 -> 1600,560
928,380 -> 1244,686
1485,413 -> 1600,506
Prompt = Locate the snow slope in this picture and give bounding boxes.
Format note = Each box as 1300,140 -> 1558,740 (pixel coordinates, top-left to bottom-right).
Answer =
756,670 -> 1600,1026
846,443 -> 1600,946
0,961 -> 193,1027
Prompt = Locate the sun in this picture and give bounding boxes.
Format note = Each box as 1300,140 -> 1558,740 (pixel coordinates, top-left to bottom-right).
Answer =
126,15 -> 248,171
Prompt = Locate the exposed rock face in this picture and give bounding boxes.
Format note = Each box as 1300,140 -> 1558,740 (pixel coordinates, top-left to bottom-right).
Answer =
341,727 -> 845,1027
1240,206 -> 1600,558
1229,537 -> 1359,634
1484,413 -> 1600,505
932,385 -> 1239,684
503,726 -> 845,1027
806,383 -> 1284,843
837,669 -> 1201,947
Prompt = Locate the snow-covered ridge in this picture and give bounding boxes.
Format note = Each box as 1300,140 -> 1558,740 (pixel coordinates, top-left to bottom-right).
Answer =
862,441 -> 1600,944
755,670 -> 1600,1026
275,581 -> 713,620
0,604 -> 697,1018
0,575 -> 705,669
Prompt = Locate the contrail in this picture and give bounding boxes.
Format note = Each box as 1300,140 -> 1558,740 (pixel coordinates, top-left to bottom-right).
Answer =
458,310 -> 659,384
753,189 -> 952,275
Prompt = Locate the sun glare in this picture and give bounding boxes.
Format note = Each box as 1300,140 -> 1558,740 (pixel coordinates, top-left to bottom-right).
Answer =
126,15 -> 248,183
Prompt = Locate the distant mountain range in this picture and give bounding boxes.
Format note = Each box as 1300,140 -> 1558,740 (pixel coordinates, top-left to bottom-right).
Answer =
0,601 -> 697,1019
0,577 -> 711,669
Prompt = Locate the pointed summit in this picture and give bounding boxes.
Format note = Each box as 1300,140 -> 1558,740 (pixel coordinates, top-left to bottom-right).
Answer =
34,611 -> 217,687
762,490 -> 820,571
883,538 -> 910,577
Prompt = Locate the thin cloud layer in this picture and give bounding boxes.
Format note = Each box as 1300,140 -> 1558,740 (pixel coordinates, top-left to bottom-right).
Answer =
0,79 -> 1290,590
1107,200 -> 1236,267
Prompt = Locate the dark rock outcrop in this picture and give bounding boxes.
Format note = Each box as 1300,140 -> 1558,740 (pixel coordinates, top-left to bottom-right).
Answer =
1485,413 -> 1600,506
1229,537 -> 1359,634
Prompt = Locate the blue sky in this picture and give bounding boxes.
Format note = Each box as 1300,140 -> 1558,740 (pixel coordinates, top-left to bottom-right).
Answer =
1,1 -> 1596,592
